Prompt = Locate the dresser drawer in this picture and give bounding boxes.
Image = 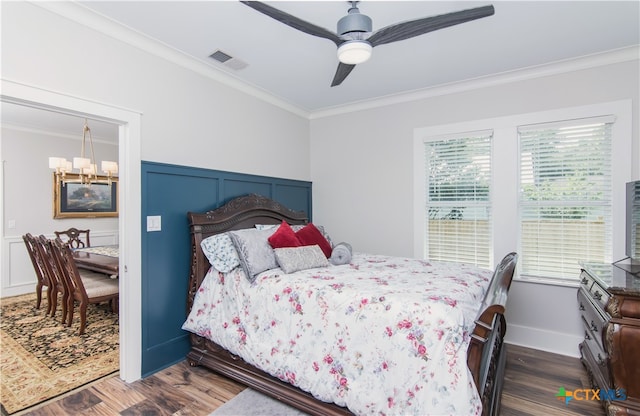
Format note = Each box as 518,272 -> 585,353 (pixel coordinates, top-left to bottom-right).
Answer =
579,270 -> 610,311
577,264 -> 640,415
578,288 -> 607,349
580,340 -> 611,394
578,288 -> 612,387
582,325 -> 608,372
614,294 -> 640,320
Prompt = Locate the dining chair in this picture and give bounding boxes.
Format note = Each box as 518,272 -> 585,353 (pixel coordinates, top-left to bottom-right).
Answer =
50,238 -> 119,335
54,227 -> 91,249
34,235 -> 69,322
22,233 -> 52,313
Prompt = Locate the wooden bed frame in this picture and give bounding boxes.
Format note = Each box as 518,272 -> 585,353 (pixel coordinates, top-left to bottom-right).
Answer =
185,194 -> 518,416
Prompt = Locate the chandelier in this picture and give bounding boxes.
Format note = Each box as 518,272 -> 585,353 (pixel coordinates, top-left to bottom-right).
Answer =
49,119 -> 118,186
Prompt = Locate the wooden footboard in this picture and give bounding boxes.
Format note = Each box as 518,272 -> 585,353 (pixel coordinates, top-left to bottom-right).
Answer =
185,194 -> 518,416
187,335 -> 351,416
467,252 -> 518,416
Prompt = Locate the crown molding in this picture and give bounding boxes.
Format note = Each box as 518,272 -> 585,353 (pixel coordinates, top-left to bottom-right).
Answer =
32,1 -> 311,119
310,45 -> 640,119
1,122 -> 116,144
33,2 -> 638,121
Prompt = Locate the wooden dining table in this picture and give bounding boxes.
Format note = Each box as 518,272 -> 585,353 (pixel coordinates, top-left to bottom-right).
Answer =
72,245 -> 119,276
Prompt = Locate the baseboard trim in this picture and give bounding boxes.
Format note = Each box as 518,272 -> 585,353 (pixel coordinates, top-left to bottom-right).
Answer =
505,323 -> 583,358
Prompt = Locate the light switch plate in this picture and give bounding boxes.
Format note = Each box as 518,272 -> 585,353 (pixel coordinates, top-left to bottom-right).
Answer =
147,215 -> 161,232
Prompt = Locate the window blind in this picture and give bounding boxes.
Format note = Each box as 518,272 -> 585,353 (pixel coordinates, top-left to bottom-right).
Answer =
424,132 -> 492,268
518,119 -> 613,281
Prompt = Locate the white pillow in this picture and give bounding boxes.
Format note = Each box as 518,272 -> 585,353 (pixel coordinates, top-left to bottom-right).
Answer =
255,224 -> 278,230
200,233 -> 240,273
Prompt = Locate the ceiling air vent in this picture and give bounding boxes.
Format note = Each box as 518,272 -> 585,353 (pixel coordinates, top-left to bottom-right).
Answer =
209,49 -> 248,70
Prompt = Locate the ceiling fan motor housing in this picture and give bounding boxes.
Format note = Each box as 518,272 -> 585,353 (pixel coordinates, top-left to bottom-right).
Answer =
337,7 -> 372,36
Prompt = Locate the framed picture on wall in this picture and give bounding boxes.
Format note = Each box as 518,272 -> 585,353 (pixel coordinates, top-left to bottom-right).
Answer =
53,173 -> 118,218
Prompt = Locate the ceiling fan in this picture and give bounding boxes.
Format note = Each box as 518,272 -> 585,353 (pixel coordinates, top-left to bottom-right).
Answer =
241,1 -> 495,87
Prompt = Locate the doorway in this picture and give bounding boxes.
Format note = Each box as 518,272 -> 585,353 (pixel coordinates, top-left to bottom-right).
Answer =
1,79 -> 142,382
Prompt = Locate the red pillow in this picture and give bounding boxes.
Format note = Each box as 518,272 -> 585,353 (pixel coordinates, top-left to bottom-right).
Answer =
295,223 -> 332,258
268,221 -> 301,248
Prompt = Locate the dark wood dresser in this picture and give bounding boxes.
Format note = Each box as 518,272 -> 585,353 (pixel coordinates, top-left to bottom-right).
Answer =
578,262 -> 640,415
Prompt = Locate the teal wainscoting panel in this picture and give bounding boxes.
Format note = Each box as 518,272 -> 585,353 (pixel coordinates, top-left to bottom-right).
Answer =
141,161 -> 311,377
274,183 -> 312,215
222,178 -> 272,201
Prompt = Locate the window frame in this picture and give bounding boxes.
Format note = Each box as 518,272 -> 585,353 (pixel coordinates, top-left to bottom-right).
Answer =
517,117 -> 615,283
422,130 -> 494,268
413,100 -> 633,285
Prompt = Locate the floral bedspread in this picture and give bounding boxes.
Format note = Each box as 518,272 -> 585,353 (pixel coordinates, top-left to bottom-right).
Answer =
182,253 -> 493,415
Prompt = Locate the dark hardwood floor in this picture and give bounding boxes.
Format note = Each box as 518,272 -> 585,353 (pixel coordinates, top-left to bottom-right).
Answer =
500,344 -> 604,416
19,343 -> 604,416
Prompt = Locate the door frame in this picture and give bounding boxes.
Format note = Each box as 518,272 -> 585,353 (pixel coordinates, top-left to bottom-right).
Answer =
1,79 -> 143,382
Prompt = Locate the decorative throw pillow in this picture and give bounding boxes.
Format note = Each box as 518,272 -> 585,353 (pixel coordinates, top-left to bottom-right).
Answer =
296,224 -> 333,248
329,242 -> 352,266
274,245 -> 329,274
257,223 -> 333,247
295,223 -> 332,258
313,225 -> 334,249
200,233 -> 241,273
229,228 -> 278,282
268,221 -> 301,248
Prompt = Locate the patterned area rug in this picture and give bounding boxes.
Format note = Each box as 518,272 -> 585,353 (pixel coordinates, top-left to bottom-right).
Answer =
0,293 -> 119,414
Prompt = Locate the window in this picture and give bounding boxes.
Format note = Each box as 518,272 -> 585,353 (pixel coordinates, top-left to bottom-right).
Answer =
413,100 -> 632,284
423,131 -> 492,268
518,118 -> 614,281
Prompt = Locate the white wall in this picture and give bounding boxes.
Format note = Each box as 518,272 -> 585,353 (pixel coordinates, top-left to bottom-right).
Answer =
0,1 -> 310,180
1,125 -> 119,296
2,1 -> 638,363
310,59 -> 640,356
1,1 -> 311,294
1,1 -> 312,380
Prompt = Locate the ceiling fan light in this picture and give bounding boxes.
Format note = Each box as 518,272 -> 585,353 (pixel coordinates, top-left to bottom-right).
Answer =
337,41 -> 372,65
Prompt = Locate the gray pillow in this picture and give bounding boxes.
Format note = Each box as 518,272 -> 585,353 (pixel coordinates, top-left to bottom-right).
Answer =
329,242 -> 352,265
274,245 -> 329,274
229,228 -> 278,282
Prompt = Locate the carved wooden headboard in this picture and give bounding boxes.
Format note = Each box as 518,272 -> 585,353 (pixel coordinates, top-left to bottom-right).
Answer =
186,194 -> 308,311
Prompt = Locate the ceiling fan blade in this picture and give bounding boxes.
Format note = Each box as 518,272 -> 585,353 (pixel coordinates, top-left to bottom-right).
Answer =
368,5 -> 495,47
331,63 -> 356,87
241,1 -> 342,45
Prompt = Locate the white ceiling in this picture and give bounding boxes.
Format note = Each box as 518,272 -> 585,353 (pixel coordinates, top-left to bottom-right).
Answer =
2,1 -> 638,137
76,0 -> 640,112
1,101 -> 119,142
